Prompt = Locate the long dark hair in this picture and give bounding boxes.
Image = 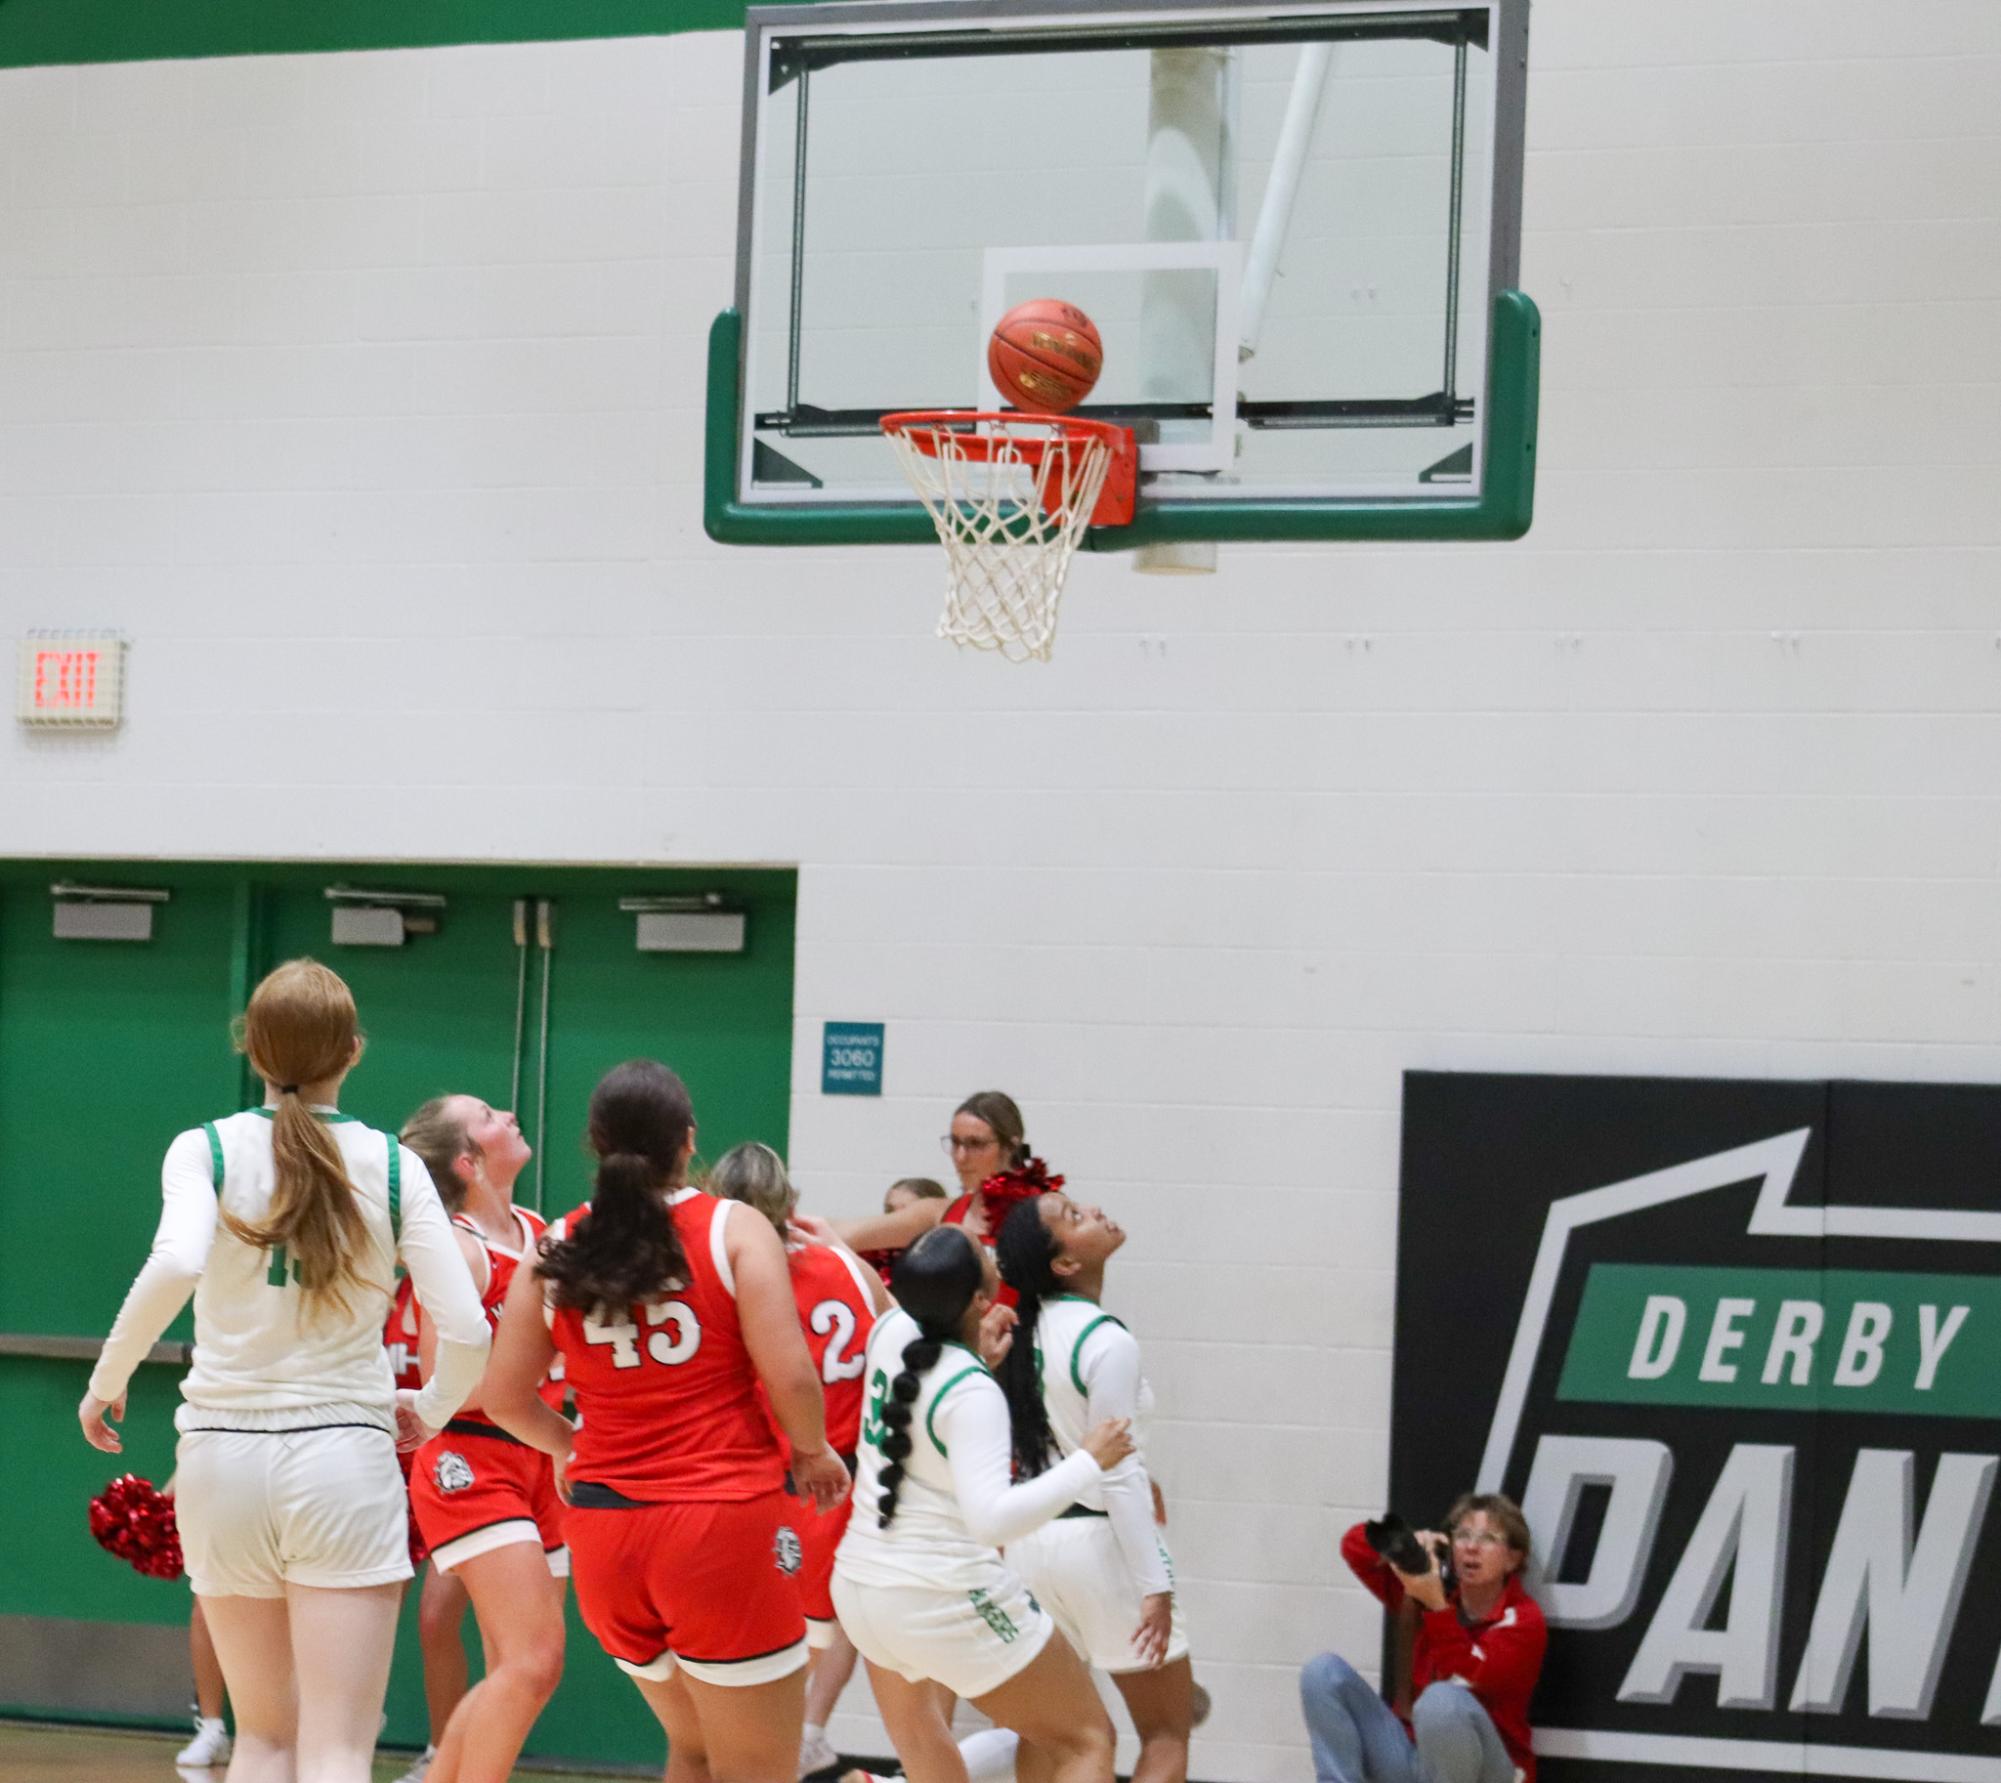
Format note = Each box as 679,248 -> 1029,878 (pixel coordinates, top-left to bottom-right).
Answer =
876,1226 -> 986,1529
995,1198 -> 1063,1477
538,1060 -> 694,1312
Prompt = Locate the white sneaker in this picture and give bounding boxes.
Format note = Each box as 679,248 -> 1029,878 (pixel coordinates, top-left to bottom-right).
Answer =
174,1715 -> 231,1768
392,1748 -> 437,1783
799,1724 -> 841,1778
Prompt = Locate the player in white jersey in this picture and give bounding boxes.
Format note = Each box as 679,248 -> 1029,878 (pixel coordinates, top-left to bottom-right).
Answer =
79,960 -> 490,1783
832,1224 -> 1129,1783
995,1193 -> 1194,1783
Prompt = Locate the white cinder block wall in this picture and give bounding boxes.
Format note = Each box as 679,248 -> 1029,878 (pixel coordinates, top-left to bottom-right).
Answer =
3,4 -> 1999,1775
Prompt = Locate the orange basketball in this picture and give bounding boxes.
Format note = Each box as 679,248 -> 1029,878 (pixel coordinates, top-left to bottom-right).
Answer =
988,299 -> 1103,414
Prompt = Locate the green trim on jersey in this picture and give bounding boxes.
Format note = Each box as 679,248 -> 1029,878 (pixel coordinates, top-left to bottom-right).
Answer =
1069,1312 -> 1127,1397
925,1365 -> 987,1458
249,1106 -> 359,1124
200,1122 -> 223,1190
386,1134 -> 402,1245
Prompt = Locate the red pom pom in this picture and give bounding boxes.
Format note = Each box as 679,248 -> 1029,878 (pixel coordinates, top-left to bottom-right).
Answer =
88,1475 -> 183,1582
857,1247 -> 902,1288
974,1156 -> 1065,1233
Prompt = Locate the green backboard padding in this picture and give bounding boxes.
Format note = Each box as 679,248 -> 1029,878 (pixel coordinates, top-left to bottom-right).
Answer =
705,290 -> 1539,548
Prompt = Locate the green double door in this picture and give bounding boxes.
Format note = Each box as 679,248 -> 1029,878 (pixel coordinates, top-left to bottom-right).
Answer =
0,860 -> 796,1767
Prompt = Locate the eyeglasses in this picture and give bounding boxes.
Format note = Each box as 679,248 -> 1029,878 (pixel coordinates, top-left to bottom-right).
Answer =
1451,1529 -> 1510,1550
940,1134 -> 1001,1156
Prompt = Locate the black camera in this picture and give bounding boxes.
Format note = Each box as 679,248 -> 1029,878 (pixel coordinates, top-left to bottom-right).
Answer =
1363,1513 -> 1456,1597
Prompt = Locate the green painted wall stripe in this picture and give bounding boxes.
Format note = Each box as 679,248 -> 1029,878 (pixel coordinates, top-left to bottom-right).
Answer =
0,1 -> 750,72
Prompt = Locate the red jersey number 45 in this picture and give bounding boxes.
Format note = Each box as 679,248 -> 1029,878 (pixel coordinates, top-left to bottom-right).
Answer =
585,1300 -> 702,1368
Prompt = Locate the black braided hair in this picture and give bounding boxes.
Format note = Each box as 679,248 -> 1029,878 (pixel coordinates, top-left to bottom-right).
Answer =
996,1197 -> 1063,1478
877,1225 -> 985,1529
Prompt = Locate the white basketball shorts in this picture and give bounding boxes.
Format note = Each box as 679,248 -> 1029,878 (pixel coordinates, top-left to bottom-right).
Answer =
830,1561 -> 1053,1702
175,1422 -> 412,1598
1006,1512 -> 1190,1674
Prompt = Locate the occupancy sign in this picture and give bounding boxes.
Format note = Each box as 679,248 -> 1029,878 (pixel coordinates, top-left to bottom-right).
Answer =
821,1022 -> 883,1096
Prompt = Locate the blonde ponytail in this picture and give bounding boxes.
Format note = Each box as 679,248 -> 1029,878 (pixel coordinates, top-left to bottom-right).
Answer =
219,960 -> 380,1320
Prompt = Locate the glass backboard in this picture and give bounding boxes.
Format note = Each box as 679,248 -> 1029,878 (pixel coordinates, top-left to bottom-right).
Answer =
706,0 -> 1537,549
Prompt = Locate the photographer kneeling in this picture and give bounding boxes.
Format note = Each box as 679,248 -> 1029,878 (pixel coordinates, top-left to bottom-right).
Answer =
1299,1496 -> 1545,1783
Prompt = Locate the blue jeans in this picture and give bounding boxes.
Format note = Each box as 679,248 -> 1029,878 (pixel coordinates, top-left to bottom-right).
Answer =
1298,1653 -> 1517,1783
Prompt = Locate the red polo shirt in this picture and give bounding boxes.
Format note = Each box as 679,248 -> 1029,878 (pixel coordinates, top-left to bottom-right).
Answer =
1341,1522 -> 1546,1783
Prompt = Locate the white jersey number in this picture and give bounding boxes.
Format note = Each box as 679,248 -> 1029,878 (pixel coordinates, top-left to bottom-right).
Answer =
810,1299 -> 865,1383
646,1298 -> 701,1366
584,1299 -> 702,1369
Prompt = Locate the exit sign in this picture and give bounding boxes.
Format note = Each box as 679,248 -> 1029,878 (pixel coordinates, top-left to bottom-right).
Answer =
18,633 -> 126,730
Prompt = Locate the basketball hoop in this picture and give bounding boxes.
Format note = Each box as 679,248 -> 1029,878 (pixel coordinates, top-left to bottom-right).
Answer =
882,411 -> 1136,664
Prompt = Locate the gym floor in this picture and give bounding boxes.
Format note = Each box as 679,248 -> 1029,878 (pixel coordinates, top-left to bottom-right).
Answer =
0,1722 -> 646,1780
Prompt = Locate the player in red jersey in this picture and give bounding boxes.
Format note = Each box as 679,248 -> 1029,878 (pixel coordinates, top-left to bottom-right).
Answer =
709,1142 -> 893,1778
398,1095 -> 568,1783
483,1061 -> 849,1783
383,1272 -> 470,1783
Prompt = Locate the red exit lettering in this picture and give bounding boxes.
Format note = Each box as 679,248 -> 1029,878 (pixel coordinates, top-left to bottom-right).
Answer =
34,650 -> 100,710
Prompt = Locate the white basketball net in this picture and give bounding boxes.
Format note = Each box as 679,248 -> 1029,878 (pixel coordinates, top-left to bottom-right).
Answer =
885,415 -> 1116,664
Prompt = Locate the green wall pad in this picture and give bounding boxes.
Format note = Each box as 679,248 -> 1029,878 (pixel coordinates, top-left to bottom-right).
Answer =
0,2 -> 752,69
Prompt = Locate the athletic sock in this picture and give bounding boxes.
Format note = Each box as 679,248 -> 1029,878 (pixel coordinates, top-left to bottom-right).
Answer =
958,1727 -> 1019,1783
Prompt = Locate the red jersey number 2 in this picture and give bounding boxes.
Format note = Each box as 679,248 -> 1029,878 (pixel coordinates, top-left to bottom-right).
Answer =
810,1299 -> 867,1383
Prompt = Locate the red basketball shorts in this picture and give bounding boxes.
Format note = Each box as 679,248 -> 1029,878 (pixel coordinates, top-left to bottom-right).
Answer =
782,1486 -> 854,1645
567,1489 -> 807,1687
410,1425 -> 568,1577
397,1448 -> 429,1568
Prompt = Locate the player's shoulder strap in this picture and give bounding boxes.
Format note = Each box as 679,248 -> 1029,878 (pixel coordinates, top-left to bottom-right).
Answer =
1062,1302 -> 1129,1397
705,1194 -> 737,1299
218,1105 -> 397,1239
825,1237 -> 882,1311
199,1120 -> 225,1190
385,1129 -> 401,1245
924,1343 -> 993,1457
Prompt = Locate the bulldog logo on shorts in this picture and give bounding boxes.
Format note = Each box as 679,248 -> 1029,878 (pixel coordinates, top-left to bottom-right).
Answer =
433,1450 -> 475,1494
774,1524 -> 803,1576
